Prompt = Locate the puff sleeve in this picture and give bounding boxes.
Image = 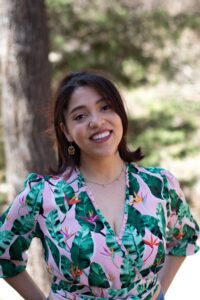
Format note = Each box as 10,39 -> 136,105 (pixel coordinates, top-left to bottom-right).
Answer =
0,173 -> 44,278
161,169 -> 200,256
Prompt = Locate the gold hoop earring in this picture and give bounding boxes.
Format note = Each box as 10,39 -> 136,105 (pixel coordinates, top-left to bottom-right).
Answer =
68,143 -> 75,156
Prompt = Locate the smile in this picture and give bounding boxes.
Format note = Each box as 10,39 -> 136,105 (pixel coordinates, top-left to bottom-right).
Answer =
90,130 -> 112,142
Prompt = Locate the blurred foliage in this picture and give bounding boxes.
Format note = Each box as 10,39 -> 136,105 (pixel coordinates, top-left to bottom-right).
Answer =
0,192 -> 7,208
46,0 -> 200,86
127,97 -> 200,166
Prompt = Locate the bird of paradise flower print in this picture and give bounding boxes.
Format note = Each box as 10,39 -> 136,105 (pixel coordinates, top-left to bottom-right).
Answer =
100,247 -> 118,268
0,165 -> 199,300
143,234 -> 160,262
65,195 -> 81,205
129,192 -> 144,206
60,227 -> 77,250
71,264 -> 83,280
81,210 -> 99,224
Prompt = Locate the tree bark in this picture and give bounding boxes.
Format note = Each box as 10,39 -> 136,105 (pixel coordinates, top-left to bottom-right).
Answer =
0,0 -> 56,200
0,0 -> 55,295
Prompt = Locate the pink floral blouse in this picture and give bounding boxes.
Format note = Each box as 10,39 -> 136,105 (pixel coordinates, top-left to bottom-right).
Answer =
0,163 -> 199,299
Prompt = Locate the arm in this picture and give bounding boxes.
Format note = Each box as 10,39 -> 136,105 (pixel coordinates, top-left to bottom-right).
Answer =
158,255 -> 185,294
5,270 -> 46,300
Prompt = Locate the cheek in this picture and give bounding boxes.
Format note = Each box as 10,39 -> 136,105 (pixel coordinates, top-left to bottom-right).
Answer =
115,116 -> 123,134
69,125 -> 85,144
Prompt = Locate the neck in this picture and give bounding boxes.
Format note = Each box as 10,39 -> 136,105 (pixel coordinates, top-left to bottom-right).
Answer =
79,153 -> 124,184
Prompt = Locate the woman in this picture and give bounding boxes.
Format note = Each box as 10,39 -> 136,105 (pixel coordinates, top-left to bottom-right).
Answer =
0,71 -> 199,300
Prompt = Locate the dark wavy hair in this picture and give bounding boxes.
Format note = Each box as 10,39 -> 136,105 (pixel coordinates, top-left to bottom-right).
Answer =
53,71 -> 144,174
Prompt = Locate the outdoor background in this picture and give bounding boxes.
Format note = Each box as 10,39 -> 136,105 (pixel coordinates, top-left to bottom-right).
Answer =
0,0 -> 200,299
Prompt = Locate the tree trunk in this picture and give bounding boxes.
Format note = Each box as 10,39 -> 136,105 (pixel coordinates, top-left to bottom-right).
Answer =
0,0 -> 56,200
0,0 -> 55,295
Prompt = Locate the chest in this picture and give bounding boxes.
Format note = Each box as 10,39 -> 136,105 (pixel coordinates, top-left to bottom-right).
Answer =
86,180 -> 126,236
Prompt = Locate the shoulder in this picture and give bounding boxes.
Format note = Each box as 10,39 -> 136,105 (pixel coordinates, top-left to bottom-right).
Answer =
129,162 -> 167,179
128,163 -> 180,197
129,162 -> 176,180
27,168 -> 80,193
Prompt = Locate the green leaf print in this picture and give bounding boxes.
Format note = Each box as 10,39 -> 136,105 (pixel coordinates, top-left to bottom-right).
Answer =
105,227 -> 123,256
9,236 -> 29,260
122,224 -> 144,267
128,172 -> 140,195
88,262 -> 110,288
182,224 -> 196,240
167,227 -> 179,242
152,242 -> 165,272
52,280 -> 84,293
54,181 -> 69,214
178,202 -> 192,224
120,257 -> 136,288
25,173 -> 41,184
46,210 -> 61,232
25,180 -> 44,215
143,215 -> 162,239
169,241 -> 187,256
71,227 -> 93,270
160,173 -> 170,202
12,214 -> 35,235
156,203 -> 166,238
46,236 -> 60,268
0,207 -> 10,225
0,231 -> 14,255
139,171 -> 163,199
169,189 -> 182,212
40,236 -> 49,263
60,255 -> 74,282
75,192 -> 104,233
46,210 -> 65,248
142,242 -> 165,277
137,281 -> 152,299
127,205 -> 145,236
0,259 -> 25,277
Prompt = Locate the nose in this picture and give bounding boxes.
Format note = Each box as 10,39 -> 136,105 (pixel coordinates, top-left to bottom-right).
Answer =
89,113 -> 105,129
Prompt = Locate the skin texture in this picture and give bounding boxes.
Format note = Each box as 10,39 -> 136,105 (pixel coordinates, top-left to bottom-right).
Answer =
158,255 -> 186,294
5,270 -> 46,300
60,86 -> 125,184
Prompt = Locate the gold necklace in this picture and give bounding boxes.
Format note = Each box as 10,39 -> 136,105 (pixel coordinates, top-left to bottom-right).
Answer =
83,164 -> 125,188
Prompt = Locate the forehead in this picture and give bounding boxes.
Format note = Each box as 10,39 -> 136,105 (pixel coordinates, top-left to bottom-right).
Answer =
68,86 -> 103,110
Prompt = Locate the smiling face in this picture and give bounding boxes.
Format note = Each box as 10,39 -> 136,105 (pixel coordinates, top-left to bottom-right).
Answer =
61,86 -> 123,164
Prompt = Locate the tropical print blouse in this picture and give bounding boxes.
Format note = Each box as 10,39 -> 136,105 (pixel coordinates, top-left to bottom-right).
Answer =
0,163 -> 199,300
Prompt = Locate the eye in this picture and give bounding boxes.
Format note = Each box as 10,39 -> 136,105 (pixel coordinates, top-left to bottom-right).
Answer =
102,103 -> 111,111
74,113 -> 86,121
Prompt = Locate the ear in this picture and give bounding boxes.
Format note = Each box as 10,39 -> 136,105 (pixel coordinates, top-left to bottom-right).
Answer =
60,122 -> 73,142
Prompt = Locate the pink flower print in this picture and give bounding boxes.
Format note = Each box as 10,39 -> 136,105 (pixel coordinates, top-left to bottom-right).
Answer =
100,246 -> 114,257
60,227 -> 76,250
100,247 -> 118,268
18,196 -> 28,215
19,196 -> 27,206
81,210 -> 99,224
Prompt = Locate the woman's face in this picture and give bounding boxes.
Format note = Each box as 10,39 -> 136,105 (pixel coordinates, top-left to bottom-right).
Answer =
61,86 -> 123,163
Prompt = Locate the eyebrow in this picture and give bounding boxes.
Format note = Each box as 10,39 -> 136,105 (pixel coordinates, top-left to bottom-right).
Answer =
69,97 -> 107,115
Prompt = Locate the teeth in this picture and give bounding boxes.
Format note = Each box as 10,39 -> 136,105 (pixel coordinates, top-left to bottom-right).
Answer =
91,131 -> 110,140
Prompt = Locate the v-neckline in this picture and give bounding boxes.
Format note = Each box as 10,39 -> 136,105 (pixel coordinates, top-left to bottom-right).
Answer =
77,163 -> 130,240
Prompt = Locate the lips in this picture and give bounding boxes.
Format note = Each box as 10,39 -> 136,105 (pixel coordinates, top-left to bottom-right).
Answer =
90,130 -> 112,141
